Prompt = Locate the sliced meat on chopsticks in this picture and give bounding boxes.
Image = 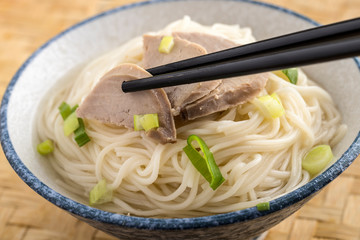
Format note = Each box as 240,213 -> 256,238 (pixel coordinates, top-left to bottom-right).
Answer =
172,31 -> 239,53
170,32 -> 269,120
181,73 -> 269,120
142,34 -> 221,115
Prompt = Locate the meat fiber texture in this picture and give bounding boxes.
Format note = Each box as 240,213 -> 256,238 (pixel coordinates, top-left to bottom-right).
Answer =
76,63 -> 176,144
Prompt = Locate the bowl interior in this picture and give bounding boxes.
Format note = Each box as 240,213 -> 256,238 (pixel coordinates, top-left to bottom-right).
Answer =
3,0 -> 360,215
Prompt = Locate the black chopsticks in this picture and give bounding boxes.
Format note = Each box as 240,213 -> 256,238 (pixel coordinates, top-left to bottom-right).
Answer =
122,17 -> 360,93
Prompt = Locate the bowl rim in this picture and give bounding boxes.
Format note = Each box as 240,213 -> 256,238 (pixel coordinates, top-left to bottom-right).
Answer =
1,0 -> 360,230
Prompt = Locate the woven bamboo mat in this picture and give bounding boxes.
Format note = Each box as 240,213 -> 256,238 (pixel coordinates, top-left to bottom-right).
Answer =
0,0 -> 359,239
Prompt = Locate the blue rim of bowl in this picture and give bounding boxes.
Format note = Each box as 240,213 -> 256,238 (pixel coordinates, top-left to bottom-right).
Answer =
1,0 -> 360,230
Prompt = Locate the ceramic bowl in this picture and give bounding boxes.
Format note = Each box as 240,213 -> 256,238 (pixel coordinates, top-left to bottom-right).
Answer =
1,0 -> 360,239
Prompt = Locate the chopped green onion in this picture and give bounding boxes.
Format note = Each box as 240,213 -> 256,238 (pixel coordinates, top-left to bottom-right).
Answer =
59,102 -> 79,120
59,102 -> 90,146
133,113 -> 159,131
58,102 -> 72,120
63,112 -> 79,136
253,93 -> 285,119
282,68 -> 298,84
302,145 -> 333,176
89,179 -> 113,206
37,139 -> 54,155
183,134 -> 225,190
71,104 -> 79,112
74,118 -> 90,147
133,115 -> 144,131
140,114 -> 159,131
274,68 -> 298,84
256,202 -> 270,211
158,36 -> 174,54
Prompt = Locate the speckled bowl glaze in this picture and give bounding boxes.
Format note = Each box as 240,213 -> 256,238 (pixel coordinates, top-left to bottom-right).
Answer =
1,0 -> 360,239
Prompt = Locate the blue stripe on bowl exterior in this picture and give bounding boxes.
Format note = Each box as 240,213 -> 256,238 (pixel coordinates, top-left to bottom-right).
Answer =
1,0 -> 360,239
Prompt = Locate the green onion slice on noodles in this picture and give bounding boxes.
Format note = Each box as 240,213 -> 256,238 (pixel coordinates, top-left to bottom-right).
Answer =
302,145 -> 333,176
63,111 -> 79,136
253,93 -> 285,119
274,68 -> 298,85
183,134 -> 225,190
74,118 -> 90,147
37,139 -> 54,155
58,102 -> 72,120
282,68 -> 298,85
89,179 -> 113,206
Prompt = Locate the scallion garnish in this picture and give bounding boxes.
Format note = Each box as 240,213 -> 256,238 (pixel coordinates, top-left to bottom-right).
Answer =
133,113 -> 159,131
253,93 -> 285,119
140,113 -> 159,131
89,179 -> 113,206
71,104 -> 79,112
256,202 -> 270,211
183,134 -> 225,190
58,102 -> 72,120
59,102 -> 79,120
282,68 -> 298,84
59,102 -> 90,146
158,36 -> 175,54
302,145 -> 333,176
134,114 -> 144,131
274,68 -> 298,84
37,139 -> 54,155
63,111 -> 79,136
74,118 -> 90,147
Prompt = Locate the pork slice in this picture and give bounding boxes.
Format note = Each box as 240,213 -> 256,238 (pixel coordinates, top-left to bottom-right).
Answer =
181,73 -> 269,120
76,63 -> 176,144
143,34 -> 207,69
173,32 -> 269,120
173,31 -> 238,53
142,34 -> 221,115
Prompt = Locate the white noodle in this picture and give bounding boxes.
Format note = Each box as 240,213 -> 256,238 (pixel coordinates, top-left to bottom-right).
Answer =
36,17 -> 345,217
